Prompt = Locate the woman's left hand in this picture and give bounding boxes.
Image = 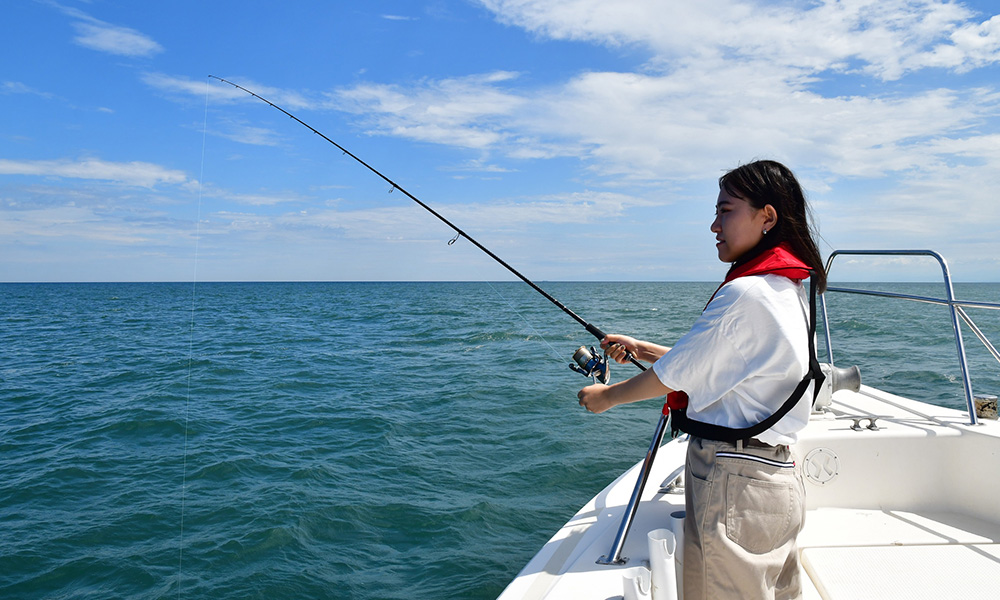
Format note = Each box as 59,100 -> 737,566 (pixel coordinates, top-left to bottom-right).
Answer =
578,383 -> 614,414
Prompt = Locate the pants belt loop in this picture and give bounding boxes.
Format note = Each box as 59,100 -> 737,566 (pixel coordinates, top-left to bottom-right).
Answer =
736,439 -> 744,452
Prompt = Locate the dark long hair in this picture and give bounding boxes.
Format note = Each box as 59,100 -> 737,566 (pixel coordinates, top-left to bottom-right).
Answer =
719,160 -> 826,292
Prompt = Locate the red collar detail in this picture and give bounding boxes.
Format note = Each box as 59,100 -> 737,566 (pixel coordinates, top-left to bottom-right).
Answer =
706,242 -> 810,308
723,242 -> 810,285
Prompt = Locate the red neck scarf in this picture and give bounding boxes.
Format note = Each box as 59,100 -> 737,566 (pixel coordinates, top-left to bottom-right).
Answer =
706,242 -> 810,308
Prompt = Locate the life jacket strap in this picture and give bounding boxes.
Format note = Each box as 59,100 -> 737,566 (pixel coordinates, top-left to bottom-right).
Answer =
664,270 -> 825,443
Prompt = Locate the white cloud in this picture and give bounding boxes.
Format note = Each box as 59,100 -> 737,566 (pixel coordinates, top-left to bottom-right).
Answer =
182,189 -> 654,250
211,119 -> 284,147
0,158 -> 187,188
333,72 -> 527,150
143,73 -> 315,111
477,0 -> 999,80
221,191 -> 308,207
420,190 -> 658,229
71,20 -> 162,57
51,3 -> 163,58
2,81 -> 54,98
143,73 -> 231,100
912,14 -> 1000,72
320,57 -> 998,185
302,1 -> 1000,187
126,0 -> 1000,280
0,204 -> 154,244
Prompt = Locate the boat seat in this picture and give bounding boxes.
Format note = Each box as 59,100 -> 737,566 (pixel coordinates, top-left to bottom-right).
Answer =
798,508 -> 1000,599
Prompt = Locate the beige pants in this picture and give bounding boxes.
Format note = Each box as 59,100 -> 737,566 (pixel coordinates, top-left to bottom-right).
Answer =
683,437 -> 805,600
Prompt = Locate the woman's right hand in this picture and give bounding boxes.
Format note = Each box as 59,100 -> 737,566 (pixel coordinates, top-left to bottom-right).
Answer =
601,334 -> 640,364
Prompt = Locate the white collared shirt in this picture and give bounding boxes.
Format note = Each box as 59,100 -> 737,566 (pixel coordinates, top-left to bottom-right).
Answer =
652,274 -> 813,446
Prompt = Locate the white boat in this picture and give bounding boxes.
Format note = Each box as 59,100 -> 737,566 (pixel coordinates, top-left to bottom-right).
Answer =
498,250 -> 1000,600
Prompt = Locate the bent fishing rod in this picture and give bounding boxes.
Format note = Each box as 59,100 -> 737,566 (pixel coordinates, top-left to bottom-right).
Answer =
208,75 -> 645,378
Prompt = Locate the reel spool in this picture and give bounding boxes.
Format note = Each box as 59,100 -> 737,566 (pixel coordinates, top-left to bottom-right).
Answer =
570,346 -> 611,384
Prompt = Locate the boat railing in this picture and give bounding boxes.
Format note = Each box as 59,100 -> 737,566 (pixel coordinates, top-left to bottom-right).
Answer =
821,249 -> 1000,426
597,249 -> 999,567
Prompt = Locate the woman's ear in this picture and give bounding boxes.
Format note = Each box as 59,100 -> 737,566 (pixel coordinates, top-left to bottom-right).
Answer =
762,204 -> 779,232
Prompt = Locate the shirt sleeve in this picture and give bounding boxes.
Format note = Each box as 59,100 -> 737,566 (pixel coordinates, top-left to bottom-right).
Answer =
651,284 -> 750,412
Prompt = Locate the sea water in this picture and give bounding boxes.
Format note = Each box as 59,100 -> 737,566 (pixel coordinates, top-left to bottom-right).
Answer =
2,281 -> 998,599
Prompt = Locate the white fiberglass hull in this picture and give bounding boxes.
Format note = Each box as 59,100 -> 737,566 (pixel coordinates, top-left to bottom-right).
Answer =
498,384 -> 1000,599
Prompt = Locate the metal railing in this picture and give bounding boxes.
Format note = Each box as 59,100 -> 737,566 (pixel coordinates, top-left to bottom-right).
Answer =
821,249 -> 1000,426
595,409 -> 672,565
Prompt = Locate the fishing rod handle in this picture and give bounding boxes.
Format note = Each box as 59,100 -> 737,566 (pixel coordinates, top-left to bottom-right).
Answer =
585,323 -> 606,340
586,324 -> 647,372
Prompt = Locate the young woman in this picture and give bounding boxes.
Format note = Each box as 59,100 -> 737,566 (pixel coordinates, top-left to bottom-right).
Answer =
577,159 -> 826,600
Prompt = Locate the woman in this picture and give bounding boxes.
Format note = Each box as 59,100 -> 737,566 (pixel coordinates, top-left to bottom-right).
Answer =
577,159 -> 826,600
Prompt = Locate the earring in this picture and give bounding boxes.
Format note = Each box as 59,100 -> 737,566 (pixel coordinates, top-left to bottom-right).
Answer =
762,229 -> 768,235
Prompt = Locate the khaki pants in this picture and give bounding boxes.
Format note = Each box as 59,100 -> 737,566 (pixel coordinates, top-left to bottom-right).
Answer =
683,437 -> 805,600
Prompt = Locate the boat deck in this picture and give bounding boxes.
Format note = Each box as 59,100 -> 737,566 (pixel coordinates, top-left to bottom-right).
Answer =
796,386 -> 1000,599
801,509 -> 1000,598
499,385 -> 1000,599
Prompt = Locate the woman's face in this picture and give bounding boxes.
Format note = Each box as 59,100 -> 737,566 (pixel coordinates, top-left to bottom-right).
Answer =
711,189 -> 771,263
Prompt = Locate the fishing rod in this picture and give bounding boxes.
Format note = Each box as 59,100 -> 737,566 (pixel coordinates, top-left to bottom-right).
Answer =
208,75 -> 645,378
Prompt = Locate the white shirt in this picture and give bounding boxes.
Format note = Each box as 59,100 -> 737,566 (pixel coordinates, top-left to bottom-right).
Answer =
652,274 -> 813,446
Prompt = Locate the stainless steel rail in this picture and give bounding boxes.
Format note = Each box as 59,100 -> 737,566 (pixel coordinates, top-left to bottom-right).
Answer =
595,409 -> 671,565
821,249 -> 1000,426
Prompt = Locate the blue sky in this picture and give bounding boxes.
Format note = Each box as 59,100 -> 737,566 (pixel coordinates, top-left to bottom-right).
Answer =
3,0 -> 1000,282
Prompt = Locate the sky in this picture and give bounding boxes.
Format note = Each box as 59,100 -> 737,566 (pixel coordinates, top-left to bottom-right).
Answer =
2,0 -> 1000,282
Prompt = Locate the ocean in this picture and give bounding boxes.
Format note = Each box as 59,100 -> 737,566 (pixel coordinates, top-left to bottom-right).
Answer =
2,281 -> 998,599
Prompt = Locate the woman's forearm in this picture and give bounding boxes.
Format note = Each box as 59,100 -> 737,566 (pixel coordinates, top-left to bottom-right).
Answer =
635,340 -> 671,363
578,368 -> 673,413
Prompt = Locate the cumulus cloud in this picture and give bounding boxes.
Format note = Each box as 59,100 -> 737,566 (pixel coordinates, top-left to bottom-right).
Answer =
318,56 -> 998,184
312,0 -> 1000,185
140,0 -> 1000,273
478,0 -> 1000,79
135,0 -> 1000,225
910,13 -> 1000,72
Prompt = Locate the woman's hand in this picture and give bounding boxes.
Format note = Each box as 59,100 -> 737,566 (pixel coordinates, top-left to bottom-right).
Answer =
578,383 -> 615,414
600,334 -> 672,364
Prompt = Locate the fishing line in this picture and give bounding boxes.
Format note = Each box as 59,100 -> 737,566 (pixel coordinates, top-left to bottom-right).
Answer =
484,280 -> 565,364
176,78 -> 211,598
207,75 -> 645,374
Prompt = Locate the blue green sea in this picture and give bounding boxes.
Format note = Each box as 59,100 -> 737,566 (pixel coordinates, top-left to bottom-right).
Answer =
2,281 -> 998,599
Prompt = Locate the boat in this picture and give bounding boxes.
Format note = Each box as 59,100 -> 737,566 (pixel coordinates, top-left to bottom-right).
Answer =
498,250 -> 1000,600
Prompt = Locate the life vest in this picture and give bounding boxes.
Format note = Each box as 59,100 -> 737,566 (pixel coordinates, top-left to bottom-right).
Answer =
665,242 -> 825,442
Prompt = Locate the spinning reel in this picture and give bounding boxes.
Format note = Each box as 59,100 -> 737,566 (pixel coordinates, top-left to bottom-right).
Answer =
570,345 -> 611,384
